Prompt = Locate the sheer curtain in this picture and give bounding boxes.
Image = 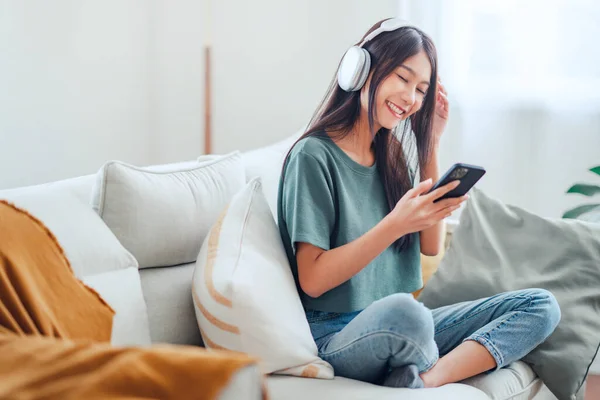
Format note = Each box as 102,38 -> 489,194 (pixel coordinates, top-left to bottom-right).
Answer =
398,0 -> 600,219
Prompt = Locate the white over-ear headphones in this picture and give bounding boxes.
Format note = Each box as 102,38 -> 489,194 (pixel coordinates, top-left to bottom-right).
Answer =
337,18 -> 416,92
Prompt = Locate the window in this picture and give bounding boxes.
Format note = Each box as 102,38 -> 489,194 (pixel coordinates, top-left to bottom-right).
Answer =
436,0 -> 600,110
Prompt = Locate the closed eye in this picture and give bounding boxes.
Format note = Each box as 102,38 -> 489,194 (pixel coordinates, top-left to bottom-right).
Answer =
397,74 -> 427,96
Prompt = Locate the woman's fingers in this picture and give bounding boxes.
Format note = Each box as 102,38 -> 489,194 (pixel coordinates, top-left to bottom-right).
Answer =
438,78 -> 448,96
422,180 -> 460,203
431,203 -> 462,222
434,195 -> 468,212
437,78 -> 449,112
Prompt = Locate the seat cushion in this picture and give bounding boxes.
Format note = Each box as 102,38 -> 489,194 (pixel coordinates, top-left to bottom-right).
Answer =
267,361 -> 557,400
266,375 -> 489,400
460,361 -> 554,400
217,365 -> 264,400
139,262 -> 202,346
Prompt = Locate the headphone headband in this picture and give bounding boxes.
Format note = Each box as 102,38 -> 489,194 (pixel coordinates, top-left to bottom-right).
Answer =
357,18 -> 414,48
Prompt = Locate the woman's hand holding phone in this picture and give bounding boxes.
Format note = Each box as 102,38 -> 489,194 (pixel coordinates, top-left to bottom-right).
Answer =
386,178 -> 468,238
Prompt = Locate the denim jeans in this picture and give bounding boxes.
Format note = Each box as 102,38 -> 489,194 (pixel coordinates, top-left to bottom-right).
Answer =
306,289 -> 561,385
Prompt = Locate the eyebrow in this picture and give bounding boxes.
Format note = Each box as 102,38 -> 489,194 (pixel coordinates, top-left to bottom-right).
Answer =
399,65 -> 430,86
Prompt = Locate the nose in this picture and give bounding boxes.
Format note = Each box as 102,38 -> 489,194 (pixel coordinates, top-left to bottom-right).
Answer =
400,88 -> 416,108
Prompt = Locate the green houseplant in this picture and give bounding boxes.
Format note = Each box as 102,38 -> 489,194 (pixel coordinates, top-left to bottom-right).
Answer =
563,166 -> 600,222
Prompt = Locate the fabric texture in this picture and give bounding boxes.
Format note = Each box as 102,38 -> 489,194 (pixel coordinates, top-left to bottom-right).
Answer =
417,187 -> 600,400
242,127 -> 303,218
91,152 -> 246,269
192,178 -> 334,378
460,361 -> 543,400
266,375 -> 490,400
307,289 -> 558,387
277,134 -> 422,313
140,262 -> 203,346
0,335 -> 262,400
83,267 -> 152,347
307,295 -> 437,384
0,199 -> 115,340
0,199 -> 265,400
0,188 -> 138,278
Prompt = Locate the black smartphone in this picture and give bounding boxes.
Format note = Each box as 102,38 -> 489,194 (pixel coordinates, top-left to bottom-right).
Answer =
427,163 -> 486,202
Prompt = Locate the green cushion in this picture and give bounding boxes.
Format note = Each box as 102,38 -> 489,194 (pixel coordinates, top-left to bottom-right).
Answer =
418,188 -> 600,400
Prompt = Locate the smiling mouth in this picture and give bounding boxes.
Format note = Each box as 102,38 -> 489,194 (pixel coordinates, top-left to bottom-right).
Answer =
386,101 -> 406,119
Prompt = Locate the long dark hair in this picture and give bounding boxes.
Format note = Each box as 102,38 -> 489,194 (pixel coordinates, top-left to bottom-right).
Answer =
283,19 -> 438,252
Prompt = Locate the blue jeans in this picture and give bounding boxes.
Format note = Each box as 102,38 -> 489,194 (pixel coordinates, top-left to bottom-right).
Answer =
306,289 -> 561,385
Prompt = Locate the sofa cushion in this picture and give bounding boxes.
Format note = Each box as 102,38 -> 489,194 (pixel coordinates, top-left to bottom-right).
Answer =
266,375 -> 490,400
218,365 -> 264,400
91,152 -> 245,269
460,361 -> 547,400
267,361 -> 555,400
242,129 -> 302,218
0,189 -> 138,277
140,262 -> 202,346
418,188 -> 600,400
192,178 -> 333,378
83,267 -> 152,347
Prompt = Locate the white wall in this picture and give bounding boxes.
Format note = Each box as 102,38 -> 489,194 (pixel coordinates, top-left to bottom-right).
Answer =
2,1 -> 597,220
149,0 -> 205,165
440,104 -> 600,220
0,0 -> 205,190
0,0 -> 398,188
211,0 -> 398,153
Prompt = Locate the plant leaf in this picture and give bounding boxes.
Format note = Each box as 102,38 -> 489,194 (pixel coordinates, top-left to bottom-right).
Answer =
562,204 -> 600,219
591,166 -> 600,177
566,184 -> 600,196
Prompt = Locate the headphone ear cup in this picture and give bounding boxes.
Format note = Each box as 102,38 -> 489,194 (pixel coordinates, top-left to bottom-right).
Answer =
353,48 -> 371,91
338,46 -> 370,92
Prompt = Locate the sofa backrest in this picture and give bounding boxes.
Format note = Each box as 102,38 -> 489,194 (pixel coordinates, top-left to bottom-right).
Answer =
0,130 -> 302,346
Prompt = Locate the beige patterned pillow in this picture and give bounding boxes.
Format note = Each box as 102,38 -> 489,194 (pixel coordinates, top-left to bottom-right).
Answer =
192,178 -> 333,378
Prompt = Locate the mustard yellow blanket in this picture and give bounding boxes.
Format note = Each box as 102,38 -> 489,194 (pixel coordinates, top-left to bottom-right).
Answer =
0,200 -> 264,399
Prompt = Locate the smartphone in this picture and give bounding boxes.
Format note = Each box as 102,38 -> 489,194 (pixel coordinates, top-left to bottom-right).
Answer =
427,163 -> 486,202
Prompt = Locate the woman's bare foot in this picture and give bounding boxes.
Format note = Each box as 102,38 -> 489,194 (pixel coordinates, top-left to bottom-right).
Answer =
420,363 -> 444,388
420,341 -> 496,388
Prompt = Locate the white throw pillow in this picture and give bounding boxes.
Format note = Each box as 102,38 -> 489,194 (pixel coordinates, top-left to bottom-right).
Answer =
0,189 -> 138,278
83,267 -> 152,347
91,152 -> 246,269
192,178 -> 333,379
242,129 -> 303,218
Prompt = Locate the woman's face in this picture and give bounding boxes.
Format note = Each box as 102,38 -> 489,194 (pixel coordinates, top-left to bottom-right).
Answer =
361,49 -> 432,131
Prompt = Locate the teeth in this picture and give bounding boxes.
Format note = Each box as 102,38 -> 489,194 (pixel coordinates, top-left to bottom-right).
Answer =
387,101 -> 404,116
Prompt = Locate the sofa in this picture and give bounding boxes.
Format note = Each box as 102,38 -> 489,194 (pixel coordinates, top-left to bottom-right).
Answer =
0,131 -> 561,400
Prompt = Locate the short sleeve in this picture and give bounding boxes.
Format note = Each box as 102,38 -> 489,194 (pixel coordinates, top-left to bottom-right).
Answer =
281,151 -> 335,253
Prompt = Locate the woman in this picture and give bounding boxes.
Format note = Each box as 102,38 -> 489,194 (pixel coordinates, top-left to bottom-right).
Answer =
277,18 -> 560,388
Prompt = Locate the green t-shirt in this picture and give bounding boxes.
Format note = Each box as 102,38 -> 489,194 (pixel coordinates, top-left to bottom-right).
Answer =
277,133 -> 422,313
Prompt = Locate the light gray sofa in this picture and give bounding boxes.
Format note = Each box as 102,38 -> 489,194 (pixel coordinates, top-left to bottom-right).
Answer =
0,131 -> 559,400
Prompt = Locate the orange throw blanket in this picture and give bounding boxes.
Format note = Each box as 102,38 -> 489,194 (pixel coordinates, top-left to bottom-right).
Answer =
0,200 -> 265,399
